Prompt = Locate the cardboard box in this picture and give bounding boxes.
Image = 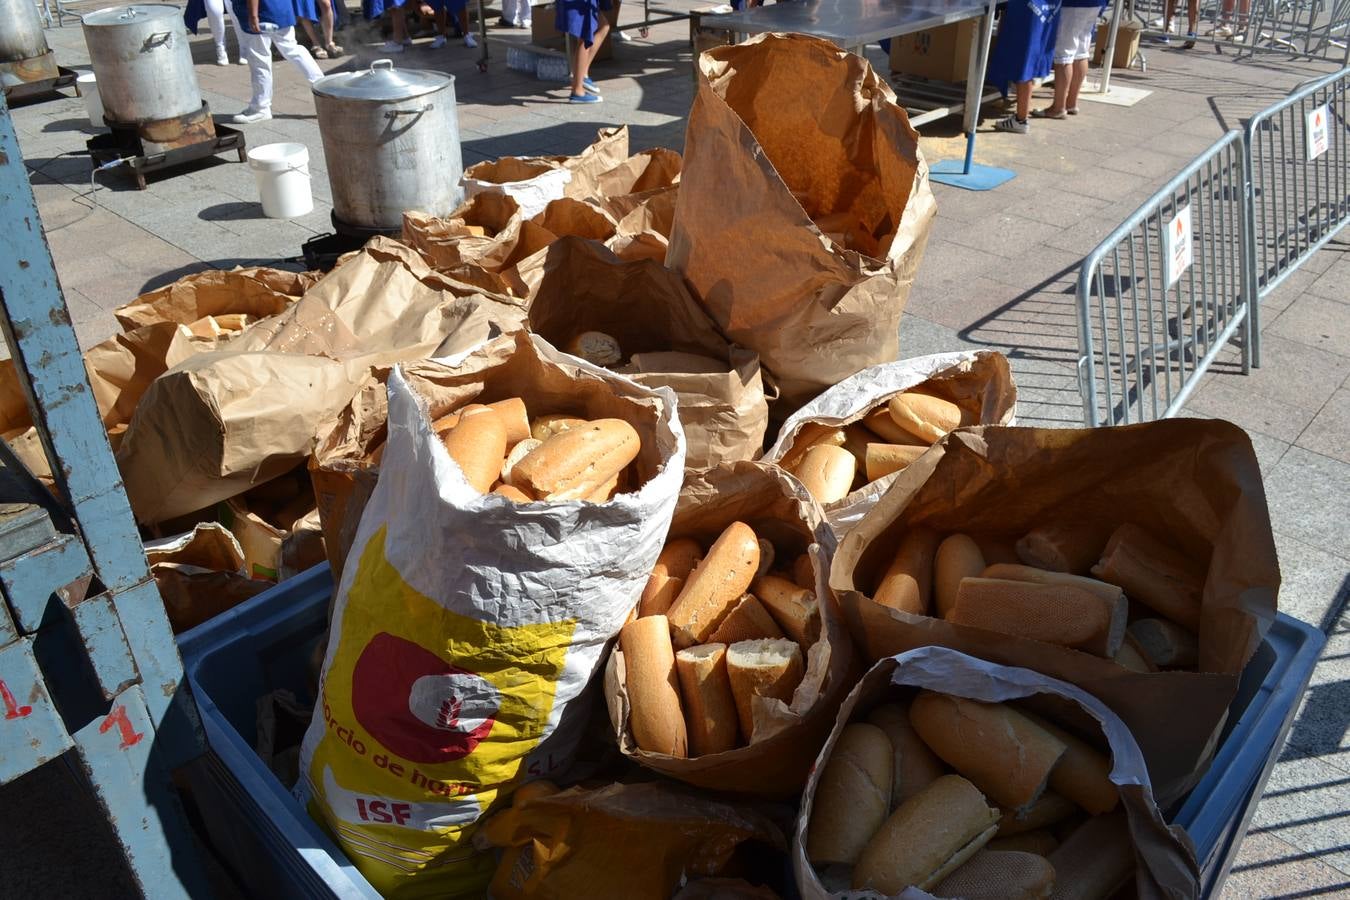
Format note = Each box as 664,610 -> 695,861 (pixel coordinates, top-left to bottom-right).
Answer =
531,2 -> 614,60
889,19 -> 978,83
1093,22 -> 1141,68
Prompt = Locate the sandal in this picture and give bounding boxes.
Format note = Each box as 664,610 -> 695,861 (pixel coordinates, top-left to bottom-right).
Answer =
312,46 -> 329,59
1030,107 -> 1067,119
327,43 -> 344,56
1067,107 -> 1080,115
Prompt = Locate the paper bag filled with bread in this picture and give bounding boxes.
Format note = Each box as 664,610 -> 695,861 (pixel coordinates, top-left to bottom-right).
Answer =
763,351 -> 1015,535
605,461 -> 855,796
794,646 -> 1198,899
527,236 -> 769,472
831,420 -> 1279,803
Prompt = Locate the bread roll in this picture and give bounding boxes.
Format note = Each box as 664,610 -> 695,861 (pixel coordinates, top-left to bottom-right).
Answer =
501,438 -> 542,486
585,471 -> 621,503
529,413 -> 585,442
619,615 -> 688,757
638,573 -> 683,618
1016,522 -> 1111,574
981,564 -> 1125,607
792,553 -> 814,589
985,830 -> 1059,856
752,574 -> 818,645
779,423 -> 846,472
865,443 -> 927,481
1091,523 -> 1204,631
511,418 -> 641,502
866,702 -> 946,806
1046,813 -> 1134,900
441,405 -> 508,493
463,224 -> 488,238
653,538 -> 703,582
841,422 -> 882,464
492,484 -> 532,503
668,522 -> 761,648
725,638 -> 803,740
1128,617 -> 1199,668
950,578 -> 1126,658
875,527 -> 940,616
674,643 -> 739,756
1113,634 -> 1156,673
996,791 -> 1077,836
852,774 -> 1000,893
565,330 -> 623,367
935,534 -> 986,619
909,692 -> 1066,812
488,397 -> 531,445
863,406 -> 929,445
794,444 -> 856,504
708,594 -> 783,645
932,849 -> 1057,899
806,723 -> 894,864
1019,712 -> 1119,815
887,392 -> 967,443
622,351 -> 726,374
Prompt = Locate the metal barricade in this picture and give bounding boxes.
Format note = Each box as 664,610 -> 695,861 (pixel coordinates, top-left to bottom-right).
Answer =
1233,0 -> 1350,63
1245,66 -> 1350,364
1076,131 -> 1253,426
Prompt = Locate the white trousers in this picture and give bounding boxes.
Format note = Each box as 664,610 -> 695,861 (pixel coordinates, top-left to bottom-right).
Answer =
204,0 -> 247,57
501,0 -> 532,26
240,27 -> 324,112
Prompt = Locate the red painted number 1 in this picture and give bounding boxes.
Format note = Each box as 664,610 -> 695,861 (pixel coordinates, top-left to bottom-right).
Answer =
0,679 -> 32,720
99,705 -> 144,749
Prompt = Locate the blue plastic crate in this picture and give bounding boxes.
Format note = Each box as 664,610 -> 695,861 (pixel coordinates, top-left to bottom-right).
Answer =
178,566 -> 1324,898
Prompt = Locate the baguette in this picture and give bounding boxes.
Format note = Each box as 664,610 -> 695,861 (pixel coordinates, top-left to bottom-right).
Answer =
1016,522 -> 1111,574
1091,523 -> 1204,631
866,702 -> 946,806
779,423 -> 846,472
794,444 -> 856,504
619,615 -> 688,757
638,573 -> 683,618
441,405 -> 508,493
512,418 -> 641,502
863,406 -> 929,445
935,534 -> 986,619
865,443 -> 927,482
751,574 -> 818,645
501,438 -> 542,486
886,392 -> 967,443
875,527 -> 940,616
725,638 -> 803,740
932,849 -> 1057,899
564,330 -> 622,367
852,774 -> 1000,893
841,422 -> 883,465
585,471 -> 621,503
909,692 -> 1066,812
950,578 -> 1126,658
674,643 -> 739,756
529,413 -> 586,442
653,538 -> 703,582
806,723 -> 894,865
981,564 -> 1126,607
1019,712 -> 1119,815
707,594 -> 784,645
1128,617 -> 1199,668
996,792 -> 1077,836
1046,813 -> 1135,900
432,398 -> 530,444
668,522 -> 762,648
985,830 -> 1059,856
492,484 -> 532,503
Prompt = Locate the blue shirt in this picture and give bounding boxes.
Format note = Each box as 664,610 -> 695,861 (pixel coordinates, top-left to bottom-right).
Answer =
230,0 -> 298,31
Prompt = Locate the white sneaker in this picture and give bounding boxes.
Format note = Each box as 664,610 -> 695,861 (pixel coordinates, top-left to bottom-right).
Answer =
463,32 -> 477,47
430,34 -> 447,48
612,28 -> 632,42
233,106 -> 272,124
215,46 -> 230,66
381,40 -> 406,52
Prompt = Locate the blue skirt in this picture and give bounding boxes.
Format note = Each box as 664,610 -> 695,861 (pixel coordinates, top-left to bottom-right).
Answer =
555,0 -> 613,46
364,0 -> 409,19
986,0 -> 1062,92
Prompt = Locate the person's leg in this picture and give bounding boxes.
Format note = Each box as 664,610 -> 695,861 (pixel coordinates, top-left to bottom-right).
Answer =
300,16 -> 322,48
274,25 -> 325,83
569,14 -> 608,96
1048,62 -> 1070,113
392,7 -> 409,42
237,30 -> 273,119
205,0 -> 229,62
1185,0 -> 1199,34
459,8 -> 475,45
610,0 -> 629,40
1015,79 -> 1032,119
431,5 -> 449,45
1067,56 -> 1088,108
317,0 -> 337,50
226,1 -> 249,62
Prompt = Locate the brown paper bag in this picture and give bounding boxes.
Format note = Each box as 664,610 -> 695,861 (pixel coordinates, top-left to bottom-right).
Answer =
145,522 -> 268,633
830,420 -> 1279,803
594,148 -> 682,202
460,126 -> 630,218
667,33 -> 937,407
605,462 -> 856,797
114,266 -> 316,331
526,237 -> 769,470
553,125 -> 631,199
530,197 -> 618,244
402,191 -> 555,293
793,648 -> 1199,899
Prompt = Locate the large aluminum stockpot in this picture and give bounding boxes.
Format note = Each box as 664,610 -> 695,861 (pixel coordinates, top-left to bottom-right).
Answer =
82,4 -> 203,124
0,0 -> 52,65
312,60 -> 464,231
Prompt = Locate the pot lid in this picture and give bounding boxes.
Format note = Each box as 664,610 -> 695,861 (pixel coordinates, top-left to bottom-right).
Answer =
82,4 -> 181,27
313,59 -> 451,102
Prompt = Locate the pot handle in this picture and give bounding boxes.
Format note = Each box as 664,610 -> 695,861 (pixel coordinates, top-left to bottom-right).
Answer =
385,104 -> 434,118
371,59 -> 395,73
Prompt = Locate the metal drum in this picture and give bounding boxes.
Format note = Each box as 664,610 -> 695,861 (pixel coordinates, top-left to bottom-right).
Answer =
313,60 -> 464,231
0,0 -> 51,64
81,4 -> 203,124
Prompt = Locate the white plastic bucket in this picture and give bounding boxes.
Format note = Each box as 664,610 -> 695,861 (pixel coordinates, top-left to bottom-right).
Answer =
247,142 -> 314,219
77,72 -> 104,129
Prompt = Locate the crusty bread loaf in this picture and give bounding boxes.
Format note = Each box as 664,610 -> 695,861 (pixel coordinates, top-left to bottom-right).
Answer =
1091,522 -> 1204,631
1128,617 -> 1199,668
638,573 -> 683,618
779,423 -> 846,472
564,330 -> 623,367
981,564 -> 1125,607
935,534 -> 987,619
488,397 -> 531,445
752,574 -> 818,645
668,522 -> 762,648
501,438 -> 542,486
794,444 -> 856,504
1114,632 -> 1157,672
875,527 -> 940,616
492,483 -> 532,503
725,638 -> 803,741
585,471 -> 622,503
707,594 -> 784,645
852,774 -> 1000,893
950,578 -> 1126,658
986,829 -> 1059,856
909,692 -> 1066,812
619,615 -> 688,757
653,538 -> 703,582
1047,812 -> 1135,900
866,702 -> 947,807
806,723 -> 894,864
863,407 -> 929,445
529,413 -> 585,442
1016,522 -> 1111,574
1019,712 -> 1119,815
841,422 -> 883,464
674,643 -> 740,756
886,392 -> 967,444
511,418 -> 641,502
792,553 -> 814,589
996,791 -> 1077,836
932,849 -> 1057,899
865,443 -> 927,482
441,405 -> 508,493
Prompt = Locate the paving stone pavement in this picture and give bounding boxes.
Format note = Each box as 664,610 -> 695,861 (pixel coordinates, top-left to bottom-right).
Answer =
3,3 -> 1348,896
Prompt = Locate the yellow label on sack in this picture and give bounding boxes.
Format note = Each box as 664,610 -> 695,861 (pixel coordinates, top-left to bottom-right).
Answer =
306,526 -> 576,897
